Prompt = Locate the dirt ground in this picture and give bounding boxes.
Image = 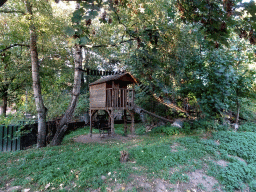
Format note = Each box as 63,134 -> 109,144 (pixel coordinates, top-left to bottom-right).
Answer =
90,170 -> 223,192
75,134 -> 224,192
74,133 -> 139,144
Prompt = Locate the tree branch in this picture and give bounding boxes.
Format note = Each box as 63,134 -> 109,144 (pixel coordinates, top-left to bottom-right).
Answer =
81,38 -> 136,48
0,9 -> 26,14
0,44 -> 29,53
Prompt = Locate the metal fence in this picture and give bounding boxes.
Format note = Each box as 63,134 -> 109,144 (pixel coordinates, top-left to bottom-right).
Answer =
0,125 -> 21,152
0,121 -> 86,152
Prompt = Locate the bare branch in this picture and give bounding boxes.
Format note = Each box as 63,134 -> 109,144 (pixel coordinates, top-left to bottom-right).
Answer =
82,38 -> 136,49
0,44 -> 29,53
0,9 -> 26,14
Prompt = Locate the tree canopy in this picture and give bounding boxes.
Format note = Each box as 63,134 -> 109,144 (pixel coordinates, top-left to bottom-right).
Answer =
0,0 -> 255,145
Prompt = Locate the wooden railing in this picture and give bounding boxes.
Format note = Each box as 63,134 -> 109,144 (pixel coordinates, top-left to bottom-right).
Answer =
106,88 -> 135,109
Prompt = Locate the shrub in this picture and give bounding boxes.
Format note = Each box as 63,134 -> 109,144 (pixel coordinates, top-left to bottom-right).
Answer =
182,121 -> 191,134
151,125 -> 180,136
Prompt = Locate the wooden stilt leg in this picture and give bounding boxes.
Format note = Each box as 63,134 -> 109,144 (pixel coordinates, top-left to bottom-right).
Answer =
127,110 -> 135,135
90,110 -> 92,137
130,110 -> 135,135
124,109 -> 127,136
111,110 -> 115,136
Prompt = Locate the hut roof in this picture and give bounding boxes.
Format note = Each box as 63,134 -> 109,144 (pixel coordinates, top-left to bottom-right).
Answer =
89,72 -> 137,86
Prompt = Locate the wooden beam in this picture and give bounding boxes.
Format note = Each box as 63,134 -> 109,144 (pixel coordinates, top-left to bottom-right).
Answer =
134,105 -> 173,123
110,110 -> 115,136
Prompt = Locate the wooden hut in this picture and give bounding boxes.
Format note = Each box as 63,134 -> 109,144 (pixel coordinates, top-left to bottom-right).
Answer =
89,72 -> 137,136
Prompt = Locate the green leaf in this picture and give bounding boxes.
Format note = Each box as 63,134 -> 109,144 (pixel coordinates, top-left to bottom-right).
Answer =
65,27 -> 75,36
84,10 -> 99,20
72,8 -> 84,23
80,36 -> 89,45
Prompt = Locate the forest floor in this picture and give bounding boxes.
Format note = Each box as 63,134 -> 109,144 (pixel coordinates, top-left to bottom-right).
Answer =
0,124 -> 256,192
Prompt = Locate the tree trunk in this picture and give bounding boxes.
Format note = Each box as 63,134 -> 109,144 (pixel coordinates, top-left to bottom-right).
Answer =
235,97 -> 240,125
51,1 -> 83,146
25,1 -> 47,148
51,44 -> 83,146
0,93 -> 7,117
81,48 -> 90,93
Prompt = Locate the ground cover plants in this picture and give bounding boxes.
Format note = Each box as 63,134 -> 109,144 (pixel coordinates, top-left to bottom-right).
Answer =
1,123 -> 256,191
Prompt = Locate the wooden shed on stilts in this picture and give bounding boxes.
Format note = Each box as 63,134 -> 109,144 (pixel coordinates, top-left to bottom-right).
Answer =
89,72 -> 137,136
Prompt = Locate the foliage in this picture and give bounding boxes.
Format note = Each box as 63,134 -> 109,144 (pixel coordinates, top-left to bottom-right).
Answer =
239,98 -> 256,121
0,112 -> 26,126
150,125 -> 180,136
211,131 -> 256,191
74,93 -> 90,117
220,161 -> 255,191
176,0 -> 256,46
238,121 -> 256,132
135,124 -> 146,135
1,125 -> 256,191
213,131 -> 256,164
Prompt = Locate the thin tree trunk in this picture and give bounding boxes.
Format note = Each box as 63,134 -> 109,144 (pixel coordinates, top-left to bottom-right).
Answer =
81,48 -> 90,93
235,97 -> 240,125
25,1 -> 47,148
0,93 -> 7,117
51,44 -> 83,146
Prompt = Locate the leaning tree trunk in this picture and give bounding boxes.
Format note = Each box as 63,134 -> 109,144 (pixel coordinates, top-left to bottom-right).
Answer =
51,44 -> 83,146
25,1 -> 47,148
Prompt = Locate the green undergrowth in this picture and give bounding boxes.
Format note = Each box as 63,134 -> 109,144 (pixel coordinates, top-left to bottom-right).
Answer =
0,123 -> 256,191
238,121 -> 256,132
210,131 -> 256,191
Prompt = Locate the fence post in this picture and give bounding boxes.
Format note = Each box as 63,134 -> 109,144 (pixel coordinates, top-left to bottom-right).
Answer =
7,126 -> 12,152
17,126 -> 21,150
0,126 -> 3,151
12,126 -> 17,151
3,126 -> 8,152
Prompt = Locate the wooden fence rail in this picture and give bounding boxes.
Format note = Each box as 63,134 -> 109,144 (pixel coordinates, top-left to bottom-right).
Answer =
0,125 -> 21,152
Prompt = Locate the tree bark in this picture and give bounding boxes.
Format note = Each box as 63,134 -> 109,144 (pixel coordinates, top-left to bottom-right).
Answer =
235,97 -> 240,125
25,1 -> 47,148
0,93 -> 7,117
51,44 -> 83,145
51,1 -> 83,146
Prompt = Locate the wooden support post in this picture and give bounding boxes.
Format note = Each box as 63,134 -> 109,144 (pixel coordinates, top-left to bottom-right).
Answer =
90,110 -> 92,137
131,111 -> 135,134
128,110 -> 135,135
124,109 -> 127,136
110,110 -> 115,136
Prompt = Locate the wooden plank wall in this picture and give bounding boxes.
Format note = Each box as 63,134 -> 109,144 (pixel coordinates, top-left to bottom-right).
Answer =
90,83 -> 106,108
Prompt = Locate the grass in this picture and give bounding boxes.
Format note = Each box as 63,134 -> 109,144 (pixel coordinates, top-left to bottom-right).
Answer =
0,123 -> 256,191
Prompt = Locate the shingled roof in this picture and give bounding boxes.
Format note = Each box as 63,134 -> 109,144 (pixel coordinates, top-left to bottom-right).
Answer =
89,72 -> 137,86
